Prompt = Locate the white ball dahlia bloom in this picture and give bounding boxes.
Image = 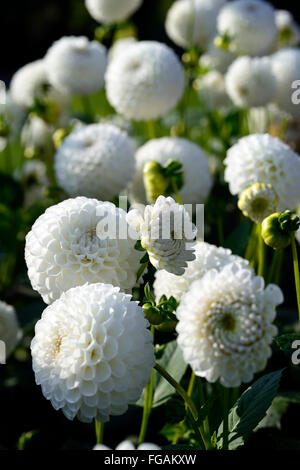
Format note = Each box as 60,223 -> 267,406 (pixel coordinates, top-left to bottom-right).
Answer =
129,137 -> 212,205
271,48 -> 300,118
225,56 -> 277,108
31,283 -> 155,423
127,196 -> 197,276
0,300 -> 21,358
165,0 -> 226,50
154,241 -> 251,303
275,10 -> 300,48
217,0 -> 277,56
25,197 -> 144,304
224,134 -> 300,211
105,41 -> 185,121
196,70 -> 231,111
199,41 -> 236,74
94,441 -> 160,450
10,60 -> 67,110
45,36 -> 107,96
176,263 -> 283,387
85,0 -> 143,25
54,123 -> 135,200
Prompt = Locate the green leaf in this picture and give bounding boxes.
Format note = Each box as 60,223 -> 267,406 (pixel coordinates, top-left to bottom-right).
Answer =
224,220 -> 252,256
275,334 -> 300,360
217,369 -> 284,449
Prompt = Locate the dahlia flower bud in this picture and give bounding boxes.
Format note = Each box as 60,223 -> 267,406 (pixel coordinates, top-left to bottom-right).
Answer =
238,183 -> 279,224
217,0 -> 277,56
165,0 -> 226,50
271,48 -> 300,118
31,283 -> 155,423
224,134 -> 300,211
85,0 -> 143,25
225,56 -> 277,108
129,137 -> 212,205
94,441 -> 160,450
143,161 -> 169,203
261,211 -> 300,250
54,123 -> 135,200
25,197 -> 145,304
105,41 -> 185,121
0,301 -> 21,358
45,37 -> 107,97
176,263 -> 283,387
154,241 -> 251,303
199,41 -> 236,74
127,196 -> 197,276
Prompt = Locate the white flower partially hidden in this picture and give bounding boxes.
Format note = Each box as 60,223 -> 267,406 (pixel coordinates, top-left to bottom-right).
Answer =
45,36 -> 107,97
127,196 -> 197,275
275,10 -> 300,48
85,0 -> 143,25
154,241 -> 251,303
199,41 -> 236,74
224,134 -> 300,211
196,70 -> 231,111
25,197 -> 145,304
0,301 -> 21,358
271,48 -> 300,118
31,283 -> 155,423
176,263 -> 283,387
94,440 -> 160,450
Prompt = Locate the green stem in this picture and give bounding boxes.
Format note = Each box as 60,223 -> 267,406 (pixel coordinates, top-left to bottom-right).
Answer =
147,120 -> 156,140
136,261 -> 149,283
222,387 -> 230,450
138,326 -> 155,444
82,96 -> 93,121
257,224 -> 265,277
95,420 -> 104,445
187,370 -> 196,398
5,141 -> 12,174
171,177 -> 183,205
268,249 -> 283,284
244,223 -> 256,265
291,236 -> 300,321
197,377 -> 210,438
217,217 -> 224,247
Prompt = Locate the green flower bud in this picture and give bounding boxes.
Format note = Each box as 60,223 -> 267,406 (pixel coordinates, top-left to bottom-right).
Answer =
143,161 -> 169,203
53,128 -> 70,149
143,303 -> 165,325
154,320 -> 178,333
214,33 -> 231,51
238,182 -> 279,224
278,210 -> 300,233
261,212 -> 292,250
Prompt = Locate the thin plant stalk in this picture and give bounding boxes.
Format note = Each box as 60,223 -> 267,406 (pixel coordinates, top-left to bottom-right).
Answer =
147,120 -> 156,140
257,224 -> 265,277
138,326 -> 155,444
291,235 -> 300,321
171,177 -> 183,205
95,420 -> 104,445
222,387 -> 230,450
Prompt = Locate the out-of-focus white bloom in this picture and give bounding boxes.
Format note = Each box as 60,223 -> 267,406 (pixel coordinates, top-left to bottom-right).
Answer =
225,56 -> 277,108
54,123 -> 135,200
199,41 -> 236,74
127,196 -> 197,276
224,134 -> 300,211
217,0 -> 277,56
196,70 -> 231,110
45,36 -> 107,96
14,159 -> 48,186
10,60 -> 67,111
25,197 -> 145,304
238,182 -> 279,224
0,96 -> 25,151
108,37 -> 137,62
0,301 -> 21,358
154,241 -> 251,303
85,0 -> 143,25
94,440 -> 161,450
275,10 -> 300,48
271,48 -> 300,118
21,115 -> 53,158
129,137 -> 212,205
176,263 -> 283,387
166,0 -> 226,50
105,41 -> 185,121
31,283 -> 155,423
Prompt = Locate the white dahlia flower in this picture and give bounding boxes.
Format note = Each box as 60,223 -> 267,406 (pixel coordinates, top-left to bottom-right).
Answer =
275,10 -> 300,48
85,0 -> 143,25
129,137 -> 212,205
196,70 -> 231,111
45,36 -> 107,96
127,196 -> 197,276
25,197 -> 144,304
224,134 -> 300,211
94,441 -> 160,450
105,41 -> 185,121
199,41 -> 236,74
0,301 -> 21,358
176,263 -> 283,387
0,96 -> 25,151
271,48 -> 300,118
21,115 -> 53,158
217,0 -> 277,56
238,182 -> 279,224
31,283 -> 155,423
225,56 -> 277,108
54,124 -> 135,200
108,37 -> 137,62
154,241 -> 251,303
10,60 -> 67,110
165,0 -> 226,50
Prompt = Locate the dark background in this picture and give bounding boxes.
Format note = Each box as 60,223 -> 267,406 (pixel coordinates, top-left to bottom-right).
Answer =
1,0 -> 299,84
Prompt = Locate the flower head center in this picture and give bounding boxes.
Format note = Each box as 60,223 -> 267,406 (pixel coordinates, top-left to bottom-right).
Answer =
220,312 -> 236,332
